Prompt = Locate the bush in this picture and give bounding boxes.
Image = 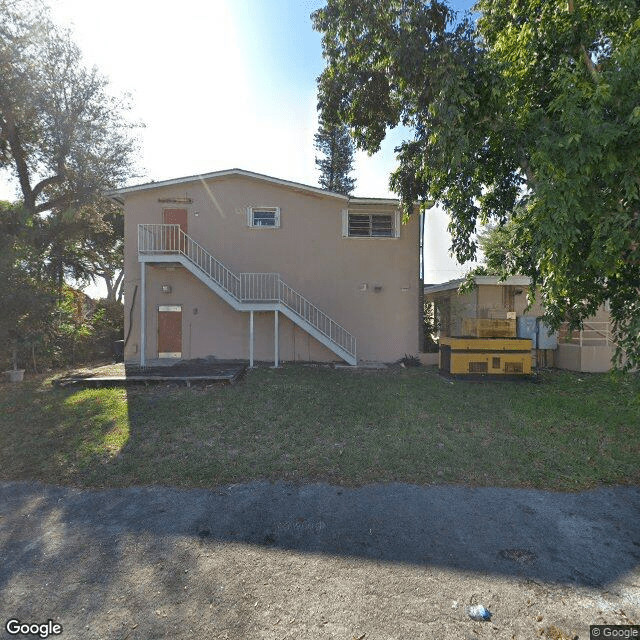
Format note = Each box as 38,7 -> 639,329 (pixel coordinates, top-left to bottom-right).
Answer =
91,299 -> 124,358
7,291 -> 124,373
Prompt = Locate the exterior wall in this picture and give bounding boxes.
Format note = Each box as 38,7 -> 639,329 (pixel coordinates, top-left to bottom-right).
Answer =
556,303 -> 615,372
122,174 -> 420,364
478,285 -> 545,318
432,289 -> 476,337
556,343 -> 615,373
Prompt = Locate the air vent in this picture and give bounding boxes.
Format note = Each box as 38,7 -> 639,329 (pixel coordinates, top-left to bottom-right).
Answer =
468,361 -> 488,373
492,357 -> 501,369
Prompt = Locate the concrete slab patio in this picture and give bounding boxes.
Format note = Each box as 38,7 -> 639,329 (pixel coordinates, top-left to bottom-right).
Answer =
51,360 -> 247,388
1,481 -> 638,639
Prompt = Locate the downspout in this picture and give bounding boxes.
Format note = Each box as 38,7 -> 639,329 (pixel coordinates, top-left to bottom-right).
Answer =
124,284 -> 138,348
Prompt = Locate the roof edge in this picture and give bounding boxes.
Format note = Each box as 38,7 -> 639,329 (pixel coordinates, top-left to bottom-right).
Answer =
348,197 -> 400,206
105,168 -> 352,201
424,275 -> 532,295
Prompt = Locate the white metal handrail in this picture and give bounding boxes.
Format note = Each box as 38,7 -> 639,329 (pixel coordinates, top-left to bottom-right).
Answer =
240,273 -> 280,302
138,224 -> 242,298
138,224 -> 356,359
279,280 -> 357,357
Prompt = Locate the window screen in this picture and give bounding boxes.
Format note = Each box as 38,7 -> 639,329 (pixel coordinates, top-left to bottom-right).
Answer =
248,207 -> 280,228
348,214 -> 394,237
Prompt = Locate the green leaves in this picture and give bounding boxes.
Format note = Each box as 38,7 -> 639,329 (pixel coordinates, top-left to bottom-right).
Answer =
314,0 -> 640,368
0,0 -> 139,216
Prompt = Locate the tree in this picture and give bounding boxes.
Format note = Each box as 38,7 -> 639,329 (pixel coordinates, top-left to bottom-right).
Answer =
0,199 -> 124,370
0,0 -> 137,218
82,199 -> 125,303
0,201 -> 57,370
314,116 -> 356,195
463,214 -> 535,279
35,198 -> 125,302
0,0 -> 135,370
312,0 -> 640,368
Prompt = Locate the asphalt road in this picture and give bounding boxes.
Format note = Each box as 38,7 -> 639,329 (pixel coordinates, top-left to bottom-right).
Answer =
1,481 -> 639,639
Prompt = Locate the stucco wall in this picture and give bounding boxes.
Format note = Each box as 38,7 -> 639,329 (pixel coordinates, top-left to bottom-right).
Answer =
556,343 -> 615,372
122,174 -> 420,364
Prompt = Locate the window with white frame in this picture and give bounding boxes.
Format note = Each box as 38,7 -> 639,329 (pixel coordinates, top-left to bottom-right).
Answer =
247,207 -> 280,228
342,211 -> 399,238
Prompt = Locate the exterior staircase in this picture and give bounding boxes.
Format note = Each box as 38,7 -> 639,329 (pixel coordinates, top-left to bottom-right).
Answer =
138,224 -> 357,365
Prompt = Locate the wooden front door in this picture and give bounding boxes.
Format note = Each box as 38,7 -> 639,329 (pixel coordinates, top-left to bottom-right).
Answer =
163,208 -> 187,252
158,305 -> 182,358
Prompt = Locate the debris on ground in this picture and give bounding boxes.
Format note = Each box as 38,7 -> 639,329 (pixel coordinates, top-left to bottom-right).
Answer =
467,604 -> 492,621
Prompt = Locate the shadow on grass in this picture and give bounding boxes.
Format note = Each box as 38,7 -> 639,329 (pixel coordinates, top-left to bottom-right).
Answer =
0,378 -> 129,483
0,365 -> 639,633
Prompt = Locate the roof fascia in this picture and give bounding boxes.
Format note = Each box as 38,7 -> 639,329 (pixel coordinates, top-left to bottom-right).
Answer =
348,197 -> 400,206
424,275 -> 532,295
106,168 -> 350,201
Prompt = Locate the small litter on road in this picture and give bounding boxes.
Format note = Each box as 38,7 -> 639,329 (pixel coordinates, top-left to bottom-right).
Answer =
467,604 -> 492,621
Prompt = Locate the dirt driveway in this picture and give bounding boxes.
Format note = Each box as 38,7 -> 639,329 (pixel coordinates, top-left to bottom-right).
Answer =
1,481 -> 638,639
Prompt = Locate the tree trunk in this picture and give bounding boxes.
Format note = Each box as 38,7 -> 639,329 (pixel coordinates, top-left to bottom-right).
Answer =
115,270 -> 124,303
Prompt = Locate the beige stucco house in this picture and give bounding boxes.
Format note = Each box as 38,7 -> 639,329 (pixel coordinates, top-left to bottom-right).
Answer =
424,276 -> 616,372
109,169 -> 421,366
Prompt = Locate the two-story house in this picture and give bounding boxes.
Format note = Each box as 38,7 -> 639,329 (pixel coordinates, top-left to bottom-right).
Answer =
109,169 -> 421,366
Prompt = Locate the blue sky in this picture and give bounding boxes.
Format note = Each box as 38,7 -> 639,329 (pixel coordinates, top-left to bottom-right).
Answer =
0,0 -> 480,291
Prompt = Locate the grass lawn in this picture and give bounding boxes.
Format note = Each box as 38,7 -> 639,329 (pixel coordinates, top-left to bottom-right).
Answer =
1,364 -> 638,491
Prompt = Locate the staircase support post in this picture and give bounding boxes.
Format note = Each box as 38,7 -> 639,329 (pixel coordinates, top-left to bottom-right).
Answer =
140,261 -> 146,367
274,310 -> 279,368
249,310 -> 254,367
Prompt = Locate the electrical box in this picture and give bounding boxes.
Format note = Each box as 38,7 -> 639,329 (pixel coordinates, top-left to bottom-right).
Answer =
517,316 -> 538,348
536,319 -> 558,350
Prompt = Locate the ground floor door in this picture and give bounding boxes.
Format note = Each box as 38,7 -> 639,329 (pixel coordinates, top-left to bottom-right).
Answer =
158,305 -> 182,358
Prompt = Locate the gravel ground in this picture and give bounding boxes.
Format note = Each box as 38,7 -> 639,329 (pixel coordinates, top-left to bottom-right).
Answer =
1,481 -> 639,639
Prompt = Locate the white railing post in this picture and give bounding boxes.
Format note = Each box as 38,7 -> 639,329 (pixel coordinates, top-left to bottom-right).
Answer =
140,261 -> 146,367
274,310 -> 279,368
249,310 -> 254,367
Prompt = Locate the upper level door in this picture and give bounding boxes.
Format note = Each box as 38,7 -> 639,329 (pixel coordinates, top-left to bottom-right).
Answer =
163,208 -> 187,252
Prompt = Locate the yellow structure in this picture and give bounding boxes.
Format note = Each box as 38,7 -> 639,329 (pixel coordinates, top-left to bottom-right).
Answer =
439,337 -> 532,375
462,318 -> 516,338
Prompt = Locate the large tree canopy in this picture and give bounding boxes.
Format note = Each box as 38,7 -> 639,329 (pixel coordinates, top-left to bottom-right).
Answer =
0,0 -> 137,216
313,0 -> 640,368
0,0 -> 133,370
